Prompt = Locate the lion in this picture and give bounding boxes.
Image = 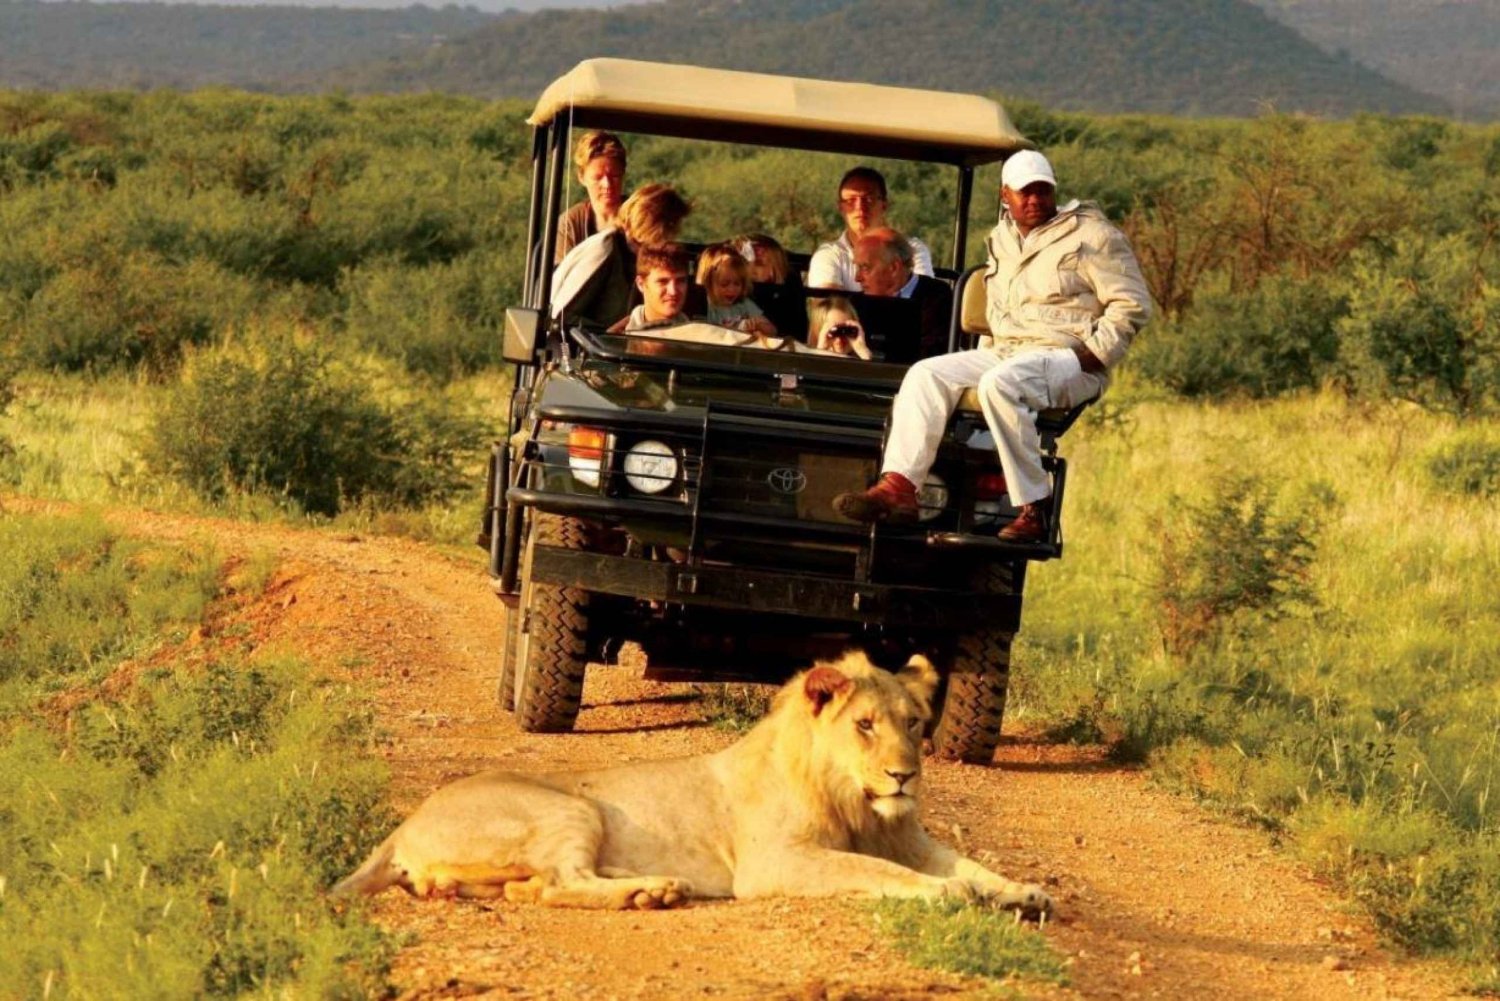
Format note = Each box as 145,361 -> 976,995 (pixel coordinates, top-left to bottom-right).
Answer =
332,651 -> 1053,917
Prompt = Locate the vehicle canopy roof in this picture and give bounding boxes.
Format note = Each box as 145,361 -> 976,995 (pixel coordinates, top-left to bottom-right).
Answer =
528,58 -> 1030,167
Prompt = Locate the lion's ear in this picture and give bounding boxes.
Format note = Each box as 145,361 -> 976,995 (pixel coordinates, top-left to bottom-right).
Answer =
803,666 -> 853,716
897,655 -> 940,710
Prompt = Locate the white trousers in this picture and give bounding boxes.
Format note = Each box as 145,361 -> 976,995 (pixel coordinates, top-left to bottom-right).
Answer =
882,347 -> 1106,506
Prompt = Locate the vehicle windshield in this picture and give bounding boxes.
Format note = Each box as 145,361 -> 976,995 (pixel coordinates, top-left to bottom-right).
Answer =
571,327 -> 909,390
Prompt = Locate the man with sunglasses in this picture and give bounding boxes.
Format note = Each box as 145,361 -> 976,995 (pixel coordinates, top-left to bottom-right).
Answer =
808,167 -> 934,291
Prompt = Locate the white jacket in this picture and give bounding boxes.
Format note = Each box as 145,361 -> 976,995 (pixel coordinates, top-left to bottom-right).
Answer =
982,200 -> 1151,369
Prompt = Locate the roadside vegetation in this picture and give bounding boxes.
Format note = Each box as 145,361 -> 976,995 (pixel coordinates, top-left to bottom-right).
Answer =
0,510 -> 395,997
872,898 -> 1066,990
1,87 -> 1498,983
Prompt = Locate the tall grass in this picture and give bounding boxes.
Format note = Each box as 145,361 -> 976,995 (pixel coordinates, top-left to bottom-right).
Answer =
1016,387 -> 1500,983
0,511 -> 396,998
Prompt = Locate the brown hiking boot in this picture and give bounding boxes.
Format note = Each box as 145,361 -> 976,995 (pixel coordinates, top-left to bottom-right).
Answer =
834,472 -> 920,523
998,501 -> 1049,543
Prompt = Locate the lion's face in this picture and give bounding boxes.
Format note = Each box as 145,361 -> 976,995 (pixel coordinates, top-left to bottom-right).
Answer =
798,654 -> 939,824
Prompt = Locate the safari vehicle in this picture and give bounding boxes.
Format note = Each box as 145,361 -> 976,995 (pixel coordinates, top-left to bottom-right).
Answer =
484,59 -> 1088,763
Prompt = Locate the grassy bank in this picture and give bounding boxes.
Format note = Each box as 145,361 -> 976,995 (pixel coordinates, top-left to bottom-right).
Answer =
0,509 -> 396,997
1015,387 -> 1500,983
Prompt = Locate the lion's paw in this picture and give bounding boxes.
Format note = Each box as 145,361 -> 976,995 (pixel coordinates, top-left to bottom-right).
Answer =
988,883 -> 1054,922
627,877 -> 693,910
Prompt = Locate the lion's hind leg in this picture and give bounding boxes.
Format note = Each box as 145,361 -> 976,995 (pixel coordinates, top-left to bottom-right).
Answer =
509,872 -> 693,910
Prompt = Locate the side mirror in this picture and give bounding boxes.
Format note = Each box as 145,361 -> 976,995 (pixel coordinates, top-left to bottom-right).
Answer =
503,308 -> 542,364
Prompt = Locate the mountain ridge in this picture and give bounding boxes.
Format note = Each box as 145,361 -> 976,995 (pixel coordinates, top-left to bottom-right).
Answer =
0,0 -> 1458,118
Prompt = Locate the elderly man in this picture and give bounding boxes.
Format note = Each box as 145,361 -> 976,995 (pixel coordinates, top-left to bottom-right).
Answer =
808,167 -> 933,291
833,151 -> 1151,543
852,227 -> 952,362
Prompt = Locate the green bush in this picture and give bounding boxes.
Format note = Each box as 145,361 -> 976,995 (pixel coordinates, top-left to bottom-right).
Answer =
1133,272 -> 1347,397
19,250 -> 266,374
146,328 -> 481,516
1425,429 -> 1500,497
1154,470 -> 1320,656
1338,235 -> 1500,414
341,250 -> 511,378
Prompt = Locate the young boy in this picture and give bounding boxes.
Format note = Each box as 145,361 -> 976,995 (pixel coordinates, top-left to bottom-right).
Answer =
610,243 -> 691,333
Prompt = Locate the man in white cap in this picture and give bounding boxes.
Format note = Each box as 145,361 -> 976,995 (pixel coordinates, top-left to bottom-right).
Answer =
833,150 -> 1152,543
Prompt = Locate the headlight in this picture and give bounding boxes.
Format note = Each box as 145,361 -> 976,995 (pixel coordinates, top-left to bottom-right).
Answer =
917,474 -> 948,522
622,440 -> 678,494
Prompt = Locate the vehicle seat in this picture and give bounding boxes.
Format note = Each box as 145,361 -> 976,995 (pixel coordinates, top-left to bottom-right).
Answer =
949,265 -> 1091,441
957,265 -> 990,350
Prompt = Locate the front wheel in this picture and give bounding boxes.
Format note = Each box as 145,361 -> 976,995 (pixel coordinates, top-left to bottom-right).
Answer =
512,512 -> 592,732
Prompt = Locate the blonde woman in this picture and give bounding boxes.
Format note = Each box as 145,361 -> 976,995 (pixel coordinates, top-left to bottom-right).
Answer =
551,183 -> 692,329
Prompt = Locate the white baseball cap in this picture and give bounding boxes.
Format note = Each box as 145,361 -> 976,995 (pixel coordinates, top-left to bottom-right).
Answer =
1001,150 -> 1056,191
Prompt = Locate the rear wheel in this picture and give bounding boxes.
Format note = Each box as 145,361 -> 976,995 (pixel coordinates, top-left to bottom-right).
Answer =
929,561 -> 1020,763
512,513 -> 593,732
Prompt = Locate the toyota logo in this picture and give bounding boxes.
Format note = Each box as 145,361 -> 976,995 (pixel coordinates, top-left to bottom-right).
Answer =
767,467 -> 807,494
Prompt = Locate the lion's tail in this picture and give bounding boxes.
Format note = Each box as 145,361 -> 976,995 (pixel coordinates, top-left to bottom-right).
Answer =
331,836 -> 400,898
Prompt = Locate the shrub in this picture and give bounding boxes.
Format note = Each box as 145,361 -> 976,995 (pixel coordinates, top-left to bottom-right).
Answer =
1132,272 -> 1346,397
341,251 -> 509,378
1337,235 -> 1500,414
1424,429 -> 1500,497
18,250 -> 266,375
146,327 -> 481,516
1154,470 -> 1319,656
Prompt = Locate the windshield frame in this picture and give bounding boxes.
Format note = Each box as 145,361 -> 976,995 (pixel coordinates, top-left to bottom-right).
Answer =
569,327 -> 910,392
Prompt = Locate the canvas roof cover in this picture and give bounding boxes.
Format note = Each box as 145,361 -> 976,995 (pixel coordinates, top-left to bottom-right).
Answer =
528,59 -> 1030,166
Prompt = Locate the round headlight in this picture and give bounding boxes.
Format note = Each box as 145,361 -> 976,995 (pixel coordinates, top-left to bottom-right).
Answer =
917,474 -> 948,522
623,440 -> 678,494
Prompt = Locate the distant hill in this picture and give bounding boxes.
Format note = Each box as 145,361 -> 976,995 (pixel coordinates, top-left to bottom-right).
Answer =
0,0 -> 1455,118
333,0 -> 1449,117
0,0 -> 494,91
1253,0 -> 1500,119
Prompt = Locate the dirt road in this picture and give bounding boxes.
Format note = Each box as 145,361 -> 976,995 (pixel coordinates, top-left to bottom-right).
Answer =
15,498 -> 1464,999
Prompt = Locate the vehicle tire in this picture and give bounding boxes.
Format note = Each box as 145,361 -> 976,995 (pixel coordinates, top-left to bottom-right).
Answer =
513,512 -> 592,732
929,562 -> 1019,764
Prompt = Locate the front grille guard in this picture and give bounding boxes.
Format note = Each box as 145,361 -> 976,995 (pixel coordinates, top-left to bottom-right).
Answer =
514,398 -> 1069,583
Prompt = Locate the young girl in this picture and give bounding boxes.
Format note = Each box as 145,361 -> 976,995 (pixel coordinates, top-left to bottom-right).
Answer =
808,296 -> 873,360
740,233 -> 790,285
697,243 -> 776,336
